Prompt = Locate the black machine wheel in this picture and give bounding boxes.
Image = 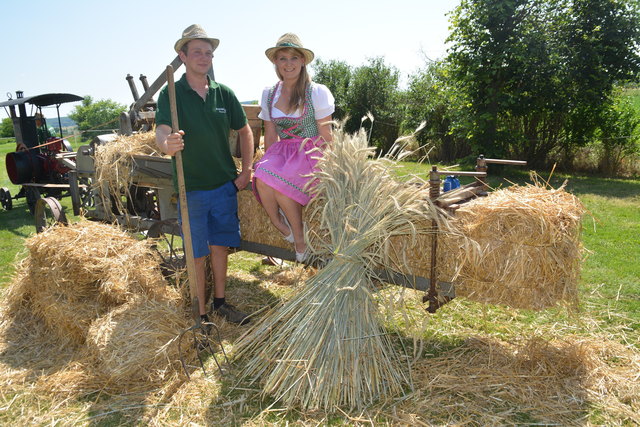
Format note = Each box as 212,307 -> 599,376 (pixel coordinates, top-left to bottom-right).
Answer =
147,219 -> 212,301
25,186 -> 41,215
69,172 -> 94,216
35,197 -> 68,233
147,219 -> 185,274
127,185 -> 159,219
0,187 -> 12,210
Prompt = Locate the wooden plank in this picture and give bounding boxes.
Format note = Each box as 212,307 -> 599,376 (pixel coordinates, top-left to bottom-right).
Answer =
20,183 -> 70,189
484,158 -> 527,166
434,170 -> 487,177
436,184 -> 486,207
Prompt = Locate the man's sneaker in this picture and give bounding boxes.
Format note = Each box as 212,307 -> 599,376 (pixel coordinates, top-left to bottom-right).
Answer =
213,303 -> 250,325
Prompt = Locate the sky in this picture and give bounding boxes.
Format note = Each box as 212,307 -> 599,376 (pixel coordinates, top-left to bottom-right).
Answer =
1,0 -> 460,118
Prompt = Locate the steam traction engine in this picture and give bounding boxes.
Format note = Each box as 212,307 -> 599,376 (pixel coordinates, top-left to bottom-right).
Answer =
1,91 -> 84,228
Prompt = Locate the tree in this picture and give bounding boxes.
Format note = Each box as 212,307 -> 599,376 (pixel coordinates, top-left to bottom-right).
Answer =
403,61 -> 472,162
447,0 -> 542,159
68,96 -> 126,140
312,59 -> 351,121
557,0 -> 640,165
345,57 -> 401,153
446,0 -> 640,168
0,117 -> 14,138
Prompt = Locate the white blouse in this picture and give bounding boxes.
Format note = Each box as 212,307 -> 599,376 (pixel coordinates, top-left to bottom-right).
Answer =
258,82 -> 335,121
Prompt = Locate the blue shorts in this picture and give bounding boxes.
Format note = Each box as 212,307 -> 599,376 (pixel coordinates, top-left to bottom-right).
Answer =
177,181 -> 240,258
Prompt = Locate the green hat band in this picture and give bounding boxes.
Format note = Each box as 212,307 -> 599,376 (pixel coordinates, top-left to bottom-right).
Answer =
277,42 -> 301,48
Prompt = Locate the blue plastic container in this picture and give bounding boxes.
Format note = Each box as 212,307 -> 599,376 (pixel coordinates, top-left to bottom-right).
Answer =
443,175 -> 460,192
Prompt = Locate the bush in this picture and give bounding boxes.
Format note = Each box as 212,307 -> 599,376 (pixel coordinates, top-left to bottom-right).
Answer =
597,93 -> 640,176
1,117 -> 14,138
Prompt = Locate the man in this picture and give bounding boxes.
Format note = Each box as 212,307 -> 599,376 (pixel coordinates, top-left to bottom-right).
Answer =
155,24 -> 254,325
35,112 -> 54,144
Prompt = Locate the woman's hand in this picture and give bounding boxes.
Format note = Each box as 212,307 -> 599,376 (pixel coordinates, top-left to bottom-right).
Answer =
317,115 -> 333,143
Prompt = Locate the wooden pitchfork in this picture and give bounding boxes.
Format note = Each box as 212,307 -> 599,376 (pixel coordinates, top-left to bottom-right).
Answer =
166,65 -> 228,378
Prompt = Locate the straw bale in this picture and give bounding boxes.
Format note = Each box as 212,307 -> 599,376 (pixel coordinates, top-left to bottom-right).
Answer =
2,258 -> 35,315
31,291 -> 107,345
442,183 -> 585,309
238,189 -> 321,251
1,219 -> 194,396
26,221 -> 179,304
241,176 -> 583,310
238,190 -> 290,250
0,297 -> 82,373
85,296 -> 191,385
9,220 -> 181,345
241,161 -> 585,312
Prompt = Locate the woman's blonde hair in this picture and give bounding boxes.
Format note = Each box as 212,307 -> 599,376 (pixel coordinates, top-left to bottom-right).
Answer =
274,47 -> 311,113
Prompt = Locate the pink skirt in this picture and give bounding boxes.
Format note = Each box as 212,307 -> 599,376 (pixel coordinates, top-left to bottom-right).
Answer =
253,137 -> 323,206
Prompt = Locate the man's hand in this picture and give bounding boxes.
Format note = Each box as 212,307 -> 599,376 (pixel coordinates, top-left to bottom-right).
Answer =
234,169 -> 251,191
156,124 -> 184,156
164,130 -> 185,156
236,123 -> 254,191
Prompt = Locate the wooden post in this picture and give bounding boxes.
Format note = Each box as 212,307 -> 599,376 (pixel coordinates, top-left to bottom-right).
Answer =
425,166 -> 441,312
476,154 -> 488,190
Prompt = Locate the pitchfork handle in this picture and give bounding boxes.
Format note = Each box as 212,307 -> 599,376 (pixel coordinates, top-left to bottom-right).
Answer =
166,65 -> 200,322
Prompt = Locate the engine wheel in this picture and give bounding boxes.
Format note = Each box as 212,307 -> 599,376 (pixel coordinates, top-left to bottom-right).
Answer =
0,187 -> 12,210
35,197 -> 68,233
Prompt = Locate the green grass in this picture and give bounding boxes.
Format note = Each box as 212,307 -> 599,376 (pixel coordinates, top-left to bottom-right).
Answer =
1,145 -> 639,424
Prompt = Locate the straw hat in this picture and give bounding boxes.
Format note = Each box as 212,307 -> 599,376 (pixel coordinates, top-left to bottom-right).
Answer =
265,33 -> 314,64
174,24 -> 220,54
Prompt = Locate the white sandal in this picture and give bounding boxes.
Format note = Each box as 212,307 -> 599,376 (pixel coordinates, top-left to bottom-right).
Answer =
295,250 -> 308,263
279,208 -> 295,243
295,222 -> 308,263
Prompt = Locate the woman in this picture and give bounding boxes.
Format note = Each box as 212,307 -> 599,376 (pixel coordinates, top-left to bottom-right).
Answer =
253,33 -> 335,262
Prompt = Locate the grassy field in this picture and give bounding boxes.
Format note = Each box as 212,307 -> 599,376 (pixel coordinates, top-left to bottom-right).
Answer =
0,139 -> 639,425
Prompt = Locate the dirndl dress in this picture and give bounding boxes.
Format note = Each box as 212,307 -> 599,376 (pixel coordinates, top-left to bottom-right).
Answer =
252,82 -> 325,206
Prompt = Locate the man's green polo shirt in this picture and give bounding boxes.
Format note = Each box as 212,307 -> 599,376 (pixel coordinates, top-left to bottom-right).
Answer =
156,74 -> 247,192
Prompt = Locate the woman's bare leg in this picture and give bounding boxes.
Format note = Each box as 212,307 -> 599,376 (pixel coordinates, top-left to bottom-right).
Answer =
276,193 -> 306,253
255,178 -> 290,237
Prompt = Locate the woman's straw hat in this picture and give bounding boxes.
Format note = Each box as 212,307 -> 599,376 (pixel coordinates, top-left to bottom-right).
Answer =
265,33 -> 314,64
174,24 -> 220,54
